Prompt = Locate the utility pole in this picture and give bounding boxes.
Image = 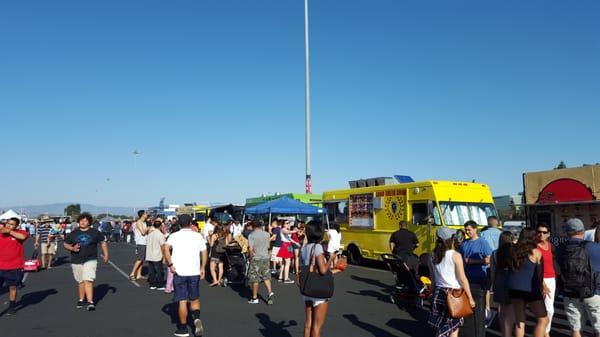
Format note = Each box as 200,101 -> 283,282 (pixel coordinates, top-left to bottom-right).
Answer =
304,0 -> 312,194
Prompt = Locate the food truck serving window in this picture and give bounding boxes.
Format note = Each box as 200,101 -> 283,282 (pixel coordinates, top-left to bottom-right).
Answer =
325,201 -> 349,224
440,202 -> 497,227
349,194 -> 374,228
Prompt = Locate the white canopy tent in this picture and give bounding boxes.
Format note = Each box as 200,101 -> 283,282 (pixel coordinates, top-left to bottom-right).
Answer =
0,209 -> 21,220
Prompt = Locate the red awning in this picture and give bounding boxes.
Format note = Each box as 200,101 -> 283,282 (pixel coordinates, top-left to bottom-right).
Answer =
537,178 -> 595,204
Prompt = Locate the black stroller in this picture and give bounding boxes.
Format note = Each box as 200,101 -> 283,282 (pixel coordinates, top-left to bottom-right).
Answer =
223,244 -> 247,286
381,253 -> 432,309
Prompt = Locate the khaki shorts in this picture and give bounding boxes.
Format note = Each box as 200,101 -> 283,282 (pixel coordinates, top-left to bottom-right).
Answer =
270,247 -> 282,263
41,242 -> 57,255
564,295 -> 600,332
72,260 -> 98,283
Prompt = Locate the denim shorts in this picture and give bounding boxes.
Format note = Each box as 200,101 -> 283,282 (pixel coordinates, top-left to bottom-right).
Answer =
173,275 -> 200,302
0,269 -> 24,287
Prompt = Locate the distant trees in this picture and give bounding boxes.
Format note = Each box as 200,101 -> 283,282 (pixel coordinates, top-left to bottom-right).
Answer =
64,204 -> 81,217
554,161 -> 567,170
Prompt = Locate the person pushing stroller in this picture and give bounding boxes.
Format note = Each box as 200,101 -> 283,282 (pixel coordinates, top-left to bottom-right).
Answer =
389,220 -> 420,273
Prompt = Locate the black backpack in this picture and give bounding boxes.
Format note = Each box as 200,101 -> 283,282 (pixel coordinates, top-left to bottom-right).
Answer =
557,241 -> 596,299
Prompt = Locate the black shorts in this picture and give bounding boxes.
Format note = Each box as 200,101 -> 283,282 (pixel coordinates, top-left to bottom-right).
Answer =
0,269 -> 24,287
510,290 -> 547,323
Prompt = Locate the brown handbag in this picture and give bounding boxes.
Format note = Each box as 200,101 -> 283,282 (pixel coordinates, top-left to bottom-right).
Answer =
446,288 -> 473,319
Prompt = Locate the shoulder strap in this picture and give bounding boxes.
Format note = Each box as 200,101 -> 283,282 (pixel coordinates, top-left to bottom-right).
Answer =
309,244 -> 317,269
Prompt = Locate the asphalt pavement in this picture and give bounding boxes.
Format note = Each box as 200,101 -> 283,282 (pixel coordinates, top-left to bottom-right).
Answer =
0,241 -> 588,337
0,241 -> 427,337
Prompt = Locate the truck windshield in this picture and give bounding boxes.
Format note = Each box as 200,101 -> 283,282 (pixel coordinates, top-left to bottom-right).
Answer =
438,202 -> 497,227
193,213 -> 206,222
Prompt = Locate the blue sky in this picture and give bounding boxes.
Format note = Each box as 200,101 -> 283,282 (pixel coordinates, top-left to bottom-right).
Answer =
1,0 -> 599,207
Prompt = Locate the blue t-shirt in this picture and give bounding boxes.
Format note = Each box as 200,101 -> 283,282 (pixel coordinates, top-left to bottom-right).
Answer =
272,227 -> 282,247
459,238 -> 493,284
480,227 -> 502,251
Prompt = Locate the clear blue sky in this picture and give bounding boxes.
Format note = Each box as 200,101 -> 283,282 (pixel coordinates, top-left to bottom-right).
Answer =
1,0 -> 599,207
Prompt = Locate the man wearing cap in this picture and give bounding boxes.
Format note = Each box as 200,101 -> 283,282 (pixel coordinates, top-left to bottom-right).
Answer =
557,218 -> 600,337
163,214 -> 208,337
35,219 -> 56,270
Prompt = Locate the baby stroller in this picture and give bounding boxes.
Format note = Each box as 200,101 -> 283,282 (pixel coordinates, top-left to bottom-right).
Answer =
381,253 -> 432,309
223,243 -> 247,286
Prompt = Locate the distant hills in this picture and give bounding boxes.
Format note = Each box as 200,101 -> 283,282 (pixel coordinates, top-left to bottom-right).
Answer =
0,203 -> 140,217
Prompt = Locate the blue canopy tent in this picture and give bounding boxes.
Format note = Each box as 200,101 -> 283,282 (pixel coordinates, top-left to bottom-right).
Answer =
244,196 -> 327,228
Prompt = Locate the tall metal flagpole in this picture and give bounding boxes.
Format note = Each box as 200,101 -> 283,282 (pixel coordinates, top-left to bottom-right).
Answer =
304,0 -> 312,194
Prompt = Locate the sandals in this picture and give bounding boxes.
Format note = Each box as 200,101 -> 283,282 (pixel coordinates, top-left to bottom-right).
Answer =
129,275 -> 137,281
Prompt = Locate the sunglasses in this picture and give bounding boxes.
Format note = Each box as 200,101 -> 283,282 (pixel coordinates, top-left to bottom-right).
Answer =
537,230 -> 549,234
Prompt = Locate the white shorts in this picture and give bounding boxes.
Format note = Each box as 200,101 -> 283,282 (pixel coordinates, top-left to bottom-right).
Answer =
304,296 -> 330,307
271,247 -> 282,263
72,260 -> 98,283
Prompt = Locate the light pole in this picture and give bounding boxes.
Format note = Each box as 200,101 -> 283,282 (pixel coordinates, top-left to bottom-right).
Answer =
304,0 -> 312,194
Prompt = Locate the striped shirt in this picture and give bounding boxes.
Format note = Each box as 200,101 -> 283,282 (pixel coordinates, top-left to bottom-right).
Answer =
37,225 -> 54,242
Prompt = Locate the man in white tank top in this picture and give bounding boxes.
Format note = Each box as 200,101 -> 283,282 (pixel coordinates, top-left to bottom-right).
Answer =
130,210 -> 151,280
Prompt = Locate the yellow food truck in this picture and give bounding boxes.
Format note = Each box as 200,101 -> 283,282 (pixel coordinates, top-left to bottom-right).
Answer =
323,177 -> 497,264
176,205 -> 210,232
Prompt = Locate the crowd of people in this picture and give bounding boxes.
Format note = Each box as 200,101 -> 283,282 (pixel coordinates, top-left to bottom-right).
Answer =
0,211 -> 342,337
427,216 -> 600,337
4,210 -> 600,337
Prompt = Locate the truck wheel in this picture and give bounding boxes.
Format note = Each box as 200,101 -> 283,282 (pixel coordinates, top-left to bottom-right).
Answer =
348,245 -> 362,265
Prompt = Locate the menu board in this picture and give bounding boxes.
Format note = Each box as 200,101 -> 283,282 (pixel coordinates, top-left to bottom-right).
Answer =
349,193 -> 374,228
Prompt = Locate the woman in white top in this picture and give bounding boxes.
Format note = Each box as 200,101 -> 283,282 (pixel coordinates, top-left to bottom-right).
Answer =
428,227 -> 475,337
326,223 -> 342,268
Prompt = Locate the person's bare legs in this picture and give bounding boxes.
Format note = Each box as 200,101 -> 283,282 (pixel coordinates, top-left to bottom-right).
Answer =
264,279 -> 272,294
190,298 -> 201,311
48,254 -> 55,268
83,281 -> 94,303
9,286 -> 17,302
178,300 -> 189,326
310,302 -> 329,337
283,258 -> 291,280
448,328 -> 460,337
533,317 -> 549,337
304,303 -> 313,337
498,304 -> 515,337
130,260 -> 142,279
209,260 -> 218,286
571,330 -> 582,337
294,250 -> 300,274
515,322 -> 525,337
78,282 -> 85,300
217,262 -> 224,284
41,254 -> 48,268
251,283 -> 259,299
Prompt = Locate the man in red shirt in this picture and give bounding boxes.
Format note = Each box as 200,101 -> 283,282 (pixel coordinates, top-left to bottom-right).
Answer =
0,217 -> 29,315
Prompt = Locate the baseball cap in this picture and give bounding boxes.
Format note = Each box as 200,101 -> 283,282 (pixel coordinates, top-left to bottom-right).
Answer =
436,226 -> 456,240
564,218 -> 585,234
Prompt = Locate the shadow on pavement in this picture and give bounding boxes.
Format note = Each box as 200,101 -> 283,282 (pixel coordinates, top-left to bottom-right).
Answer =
343,314 -> 398,337
256,313 -> 297,337
95,284 -> 117,305
386,317 -> 430,336
229,284 -> 251,300
347,289 -> 393,304
161,302 -> 179,325
52,256 -> 70,267
350,275 -> 393,290
16,289 -> 59,312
